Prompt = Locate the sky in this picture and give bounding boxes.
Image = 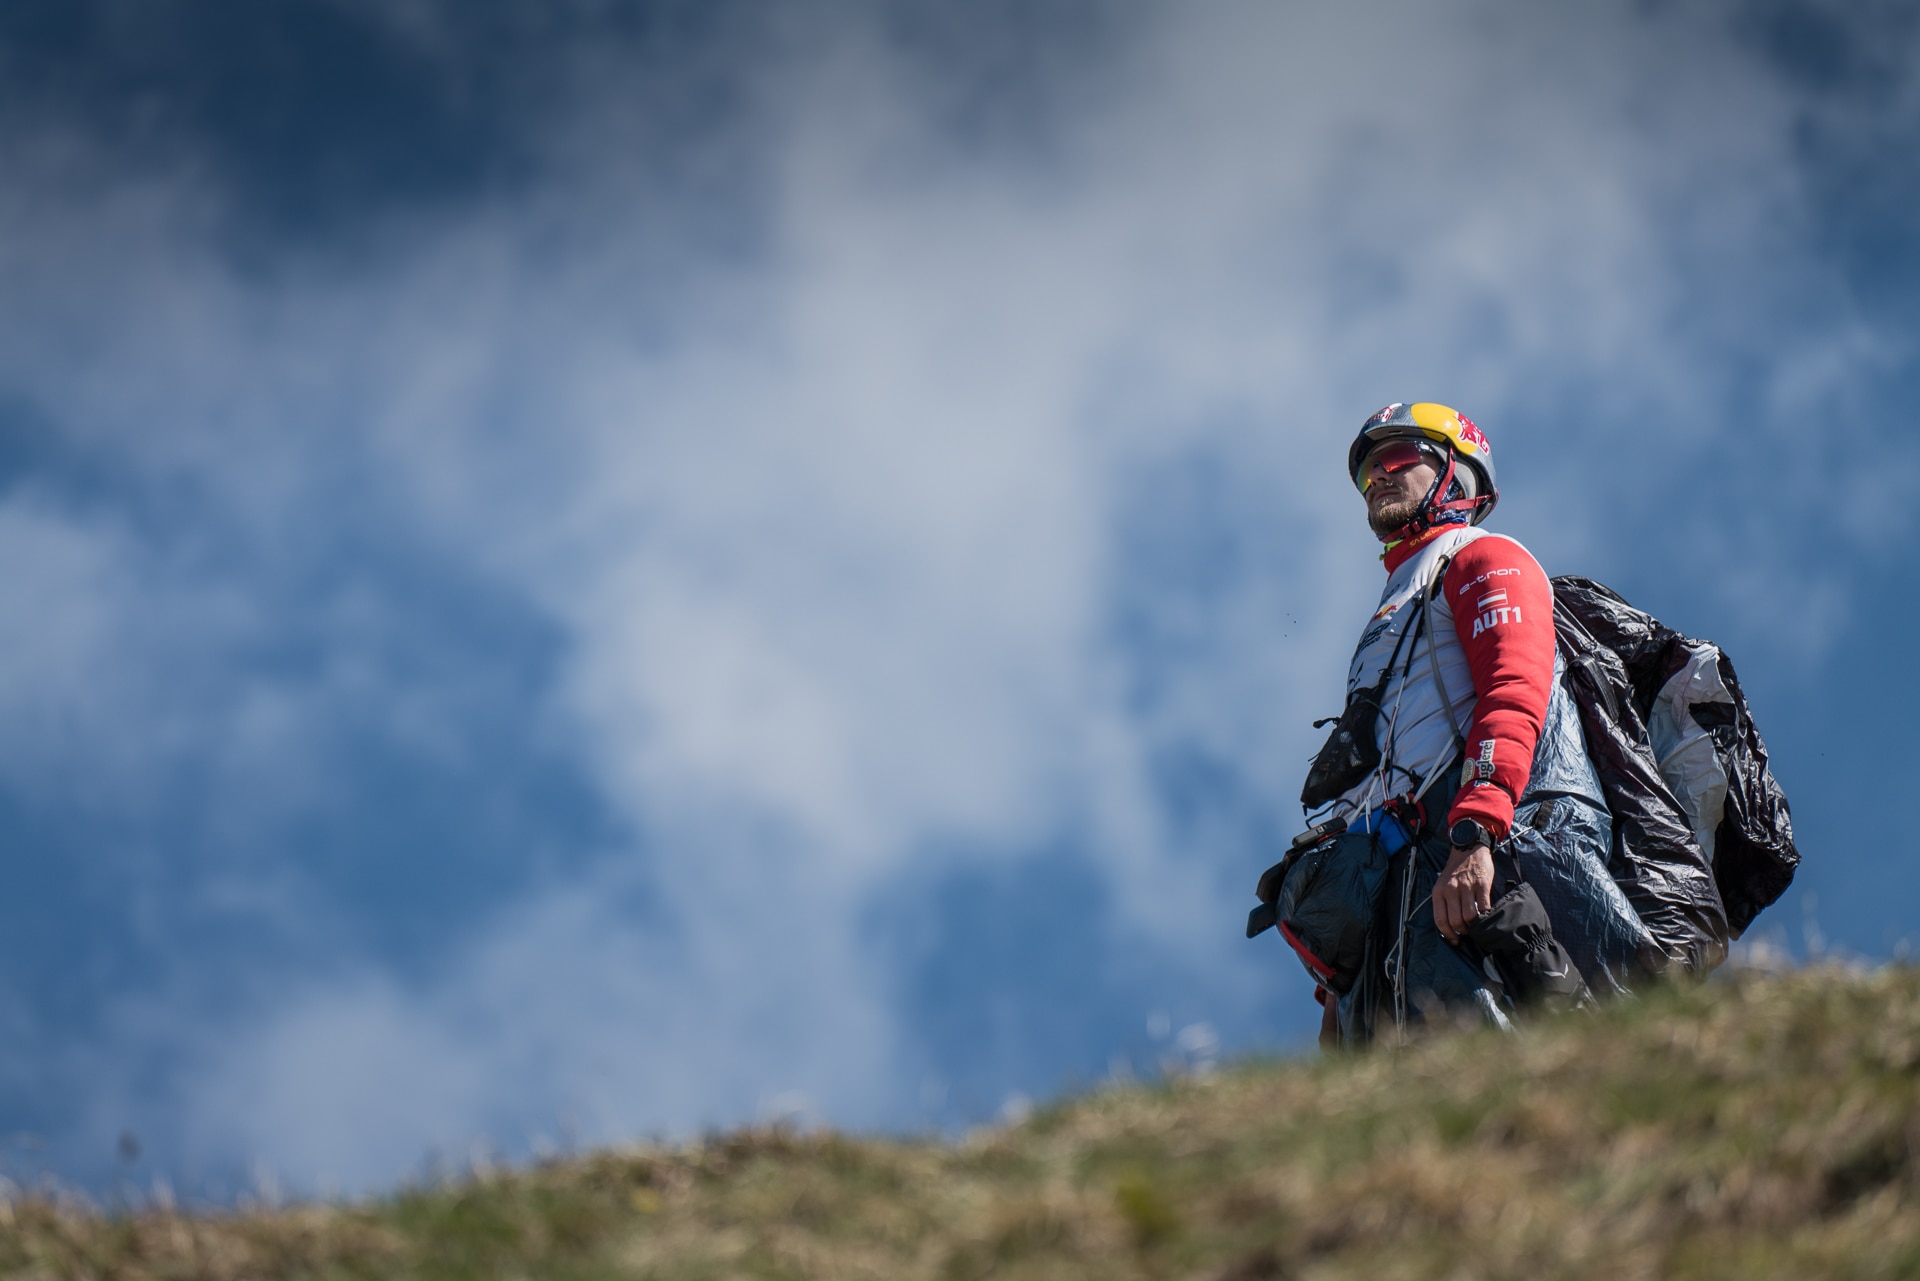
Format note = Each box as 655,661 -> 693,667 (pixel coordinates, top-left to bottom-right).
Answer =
0,0 -> 1914,1199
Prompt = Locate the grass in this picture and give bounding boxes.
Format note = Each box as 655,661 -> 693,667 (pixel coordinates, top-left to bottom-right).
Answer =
2,963 -> 1916,1279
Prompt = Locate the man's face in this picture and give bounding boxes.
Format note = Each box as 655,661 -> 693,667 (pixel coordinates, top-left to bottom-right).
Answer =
1360,441 -> 1439,539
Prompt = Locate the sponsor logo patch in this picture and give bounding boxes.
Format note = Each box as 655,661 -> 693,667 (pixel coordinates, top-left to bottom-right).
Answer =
1458,566 -> 1521,596
1470,605 -> 1522,638
1466,739 -> 1497,782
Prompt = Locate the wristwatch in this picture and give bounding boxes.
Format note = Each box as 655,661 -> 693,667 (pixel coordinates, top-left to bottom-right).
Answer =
1449,818 -> 1494,850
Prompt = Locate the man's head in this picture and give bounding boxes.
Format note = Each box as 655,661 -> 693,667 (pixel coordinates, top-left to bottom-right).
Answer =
1348,403 -> 1497,544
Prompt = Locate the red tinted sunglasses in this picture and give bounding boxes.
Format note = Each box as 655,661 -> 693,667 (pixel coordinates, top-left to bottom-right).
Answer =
1358,440 -> 1432,491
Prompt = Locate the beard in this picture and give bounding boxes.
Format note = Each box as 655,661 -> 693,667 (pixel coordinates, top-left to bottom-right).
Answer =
1367,494 -> 1423,538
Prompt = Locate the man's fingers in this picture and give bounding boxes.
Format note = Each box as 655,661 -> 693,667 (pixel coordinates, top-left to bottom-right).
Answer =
1436,846 -> 1496,942
1434,869 -> 1491,943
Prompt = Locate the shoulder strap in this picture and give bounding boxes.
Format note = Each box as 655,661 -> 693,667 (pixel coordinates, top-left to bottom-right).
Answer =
1421,554 -> 1467,750
1354,580 -> 1429,701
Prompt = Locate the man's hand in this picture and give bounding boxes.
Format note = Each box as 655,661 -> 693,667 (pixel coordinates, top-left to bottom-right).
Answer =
1433,843 -> 1494,944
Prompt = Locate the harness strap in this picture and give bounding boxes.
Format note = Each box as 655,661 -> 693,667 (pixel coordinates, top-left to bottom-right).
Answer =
1422,555 -> 1467,758
1380,554 -> 1460,818
1389,554 -> 1464,1031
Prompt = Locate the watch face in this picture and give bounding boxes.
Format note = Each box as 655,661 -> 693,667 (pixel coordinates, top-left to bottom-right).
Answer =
1450,819 -> 1488,848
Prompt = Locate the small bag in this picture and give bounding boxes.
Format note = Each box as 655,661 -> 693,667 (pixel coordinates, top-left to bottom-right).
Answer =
1298,680 -> 1389,810
1246,816 -> 1346,939
1249,819 -> 1394,995
1463,881 -> 1591,1011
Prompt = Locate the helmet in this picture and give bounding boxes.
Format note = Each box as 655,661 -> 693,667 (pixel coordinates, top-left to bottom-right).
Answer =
1347,402 -> 1498,535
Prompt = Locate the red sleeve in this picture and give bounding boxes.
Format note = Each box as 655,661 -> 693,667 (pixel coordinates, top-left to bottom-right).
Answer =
1442,537 -> 1556,841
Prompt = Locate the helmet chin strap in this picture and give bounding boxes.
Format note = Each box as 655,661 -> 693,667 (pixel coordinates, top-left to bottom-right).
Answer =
1380,452 -> 1488,545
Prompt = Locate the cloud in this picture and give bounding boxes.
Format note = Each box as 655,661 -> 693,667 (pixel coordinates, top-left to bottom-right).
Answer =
0,0 -> 1910,1192
168,860 -> 900,1192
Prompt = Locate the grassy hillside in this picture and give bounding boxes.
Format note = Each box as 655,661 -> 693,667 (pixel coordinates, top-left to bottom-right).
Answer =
3,964 -> 1916,1280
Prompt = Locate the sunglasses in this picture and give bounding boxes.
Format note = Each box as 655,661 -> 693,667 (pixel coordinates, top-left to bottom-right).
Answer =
1359,440 -> 1434,491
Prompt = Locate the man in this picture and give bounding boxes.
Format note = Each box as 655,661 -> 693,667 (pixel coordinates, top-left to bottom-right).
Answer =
1268,403 -> 1617,1044
1345,403 -> 1554,946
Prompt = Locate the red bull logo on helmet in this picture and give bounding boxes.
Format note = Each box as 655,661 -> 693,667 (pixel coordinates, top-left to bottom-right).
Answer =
1405,402 -> 1490,458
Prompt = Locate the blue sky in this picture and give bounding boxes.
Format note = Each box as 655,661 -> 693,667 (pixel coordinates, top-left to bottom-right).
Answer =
0,0 -> 1913,1197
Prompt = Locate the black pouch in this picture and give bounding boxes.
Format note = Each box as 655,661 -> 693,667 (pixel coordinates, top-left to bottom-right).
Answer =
1463,881 -> 1591,1012
1256,828 -> 1393,995
1248,817 -> 1348,939
1299,682 -> 1388,809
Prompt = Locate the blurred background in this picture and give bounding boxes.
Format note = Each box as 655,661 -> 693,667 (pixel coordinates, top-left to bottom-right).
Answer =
0,0 -> 1912,1198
